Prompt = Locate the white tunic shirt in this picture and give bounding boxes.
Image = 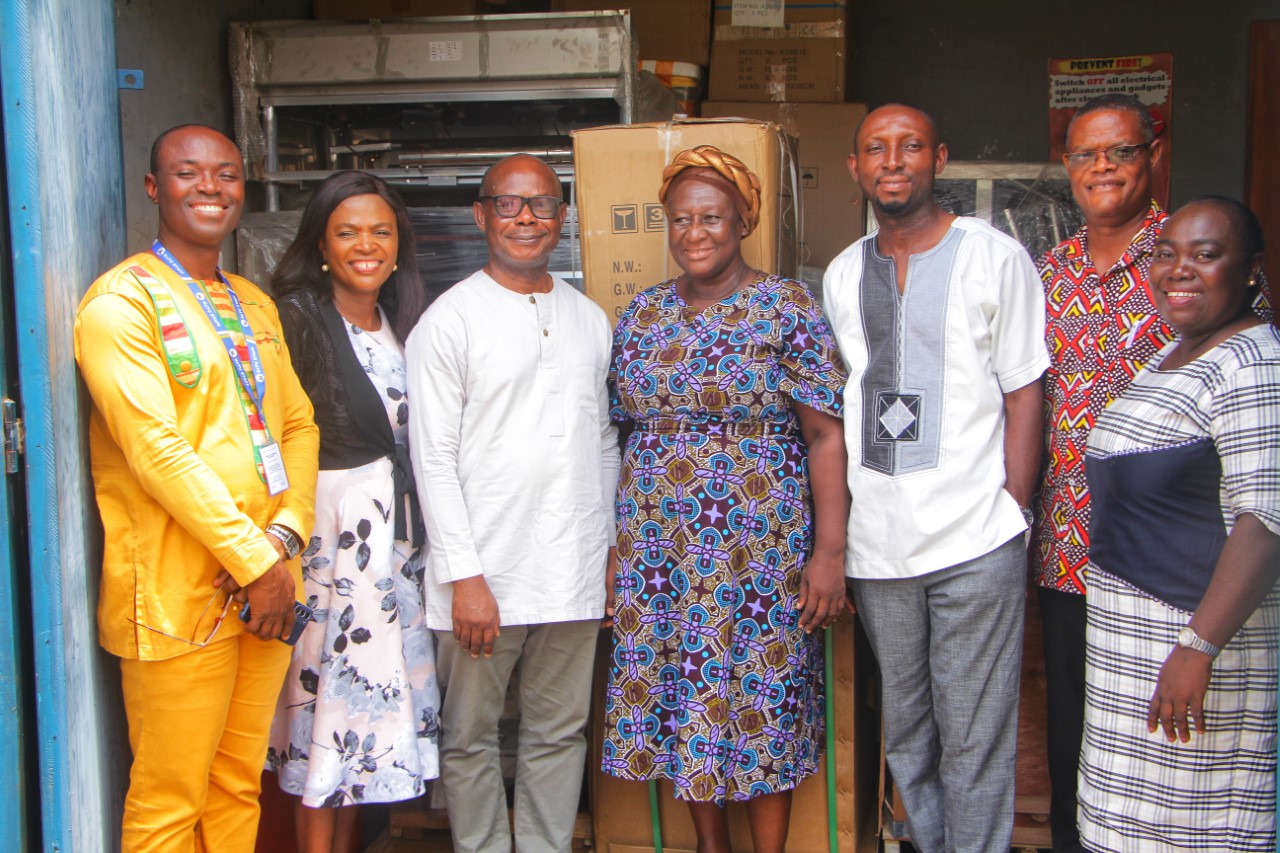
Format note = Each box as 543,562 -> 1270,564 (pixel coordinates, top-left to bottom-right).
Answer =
406,270 -> 620,629
823,217 -> 1049,580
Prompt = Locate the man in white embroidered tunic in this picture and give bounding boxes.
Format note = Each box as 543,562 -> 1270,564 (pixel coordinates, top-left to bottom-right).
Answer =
406,154 -> 620,853
823,104 -> 1049,852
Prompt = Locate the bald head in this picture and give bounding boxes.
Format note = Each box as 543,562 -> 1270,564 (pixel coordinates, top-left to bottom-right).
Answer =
479,154 -> 563,200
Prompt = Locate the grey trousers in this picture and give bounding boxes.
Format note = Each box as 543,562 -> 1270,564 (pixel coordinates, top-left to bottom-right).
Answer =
852,536 -> 1026,853
434,620 -> 599,853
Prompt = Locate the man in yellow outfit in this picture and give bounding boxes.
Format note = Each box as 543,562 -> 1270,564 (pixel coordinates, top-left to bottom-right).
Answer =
74,125 -> 319,852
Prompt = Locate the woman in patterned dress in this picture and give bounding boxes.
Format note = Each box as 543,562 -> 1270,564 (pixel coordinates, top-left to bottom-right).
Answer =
1078,197 -> 1280,852
267,172 -> 440,853
601,145 -> 850,851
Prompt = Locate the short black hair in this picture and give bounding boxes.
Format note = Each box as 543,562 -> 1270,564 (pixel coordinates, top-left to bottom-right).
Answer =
1067,94 -> 1155,144
1186,195 -> 1266,259
148,124 -> 236,174
270,170 -> 427,342
851,103 -> 940,151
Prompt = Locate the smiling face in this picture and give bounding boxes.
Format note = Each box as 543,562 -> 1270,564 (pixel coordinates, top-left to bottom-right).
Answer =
474,155 -> 564,276
1149,201 -> 1263,340
319,193 -> 399,303
1065,108 -> 1161,229
665,174 -> 748,284
145,127 -> 244,256
849,105 -> 946,220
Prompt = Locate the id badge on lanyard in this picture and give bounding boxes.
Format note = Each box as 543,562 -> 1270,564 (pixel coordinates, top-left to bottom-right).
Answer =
152,240 -> 290,495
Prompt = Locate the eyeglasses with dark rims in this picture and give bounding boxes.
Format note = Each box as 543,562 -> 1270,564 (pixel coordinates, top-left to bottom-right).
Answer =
1063,140 -> 1154,170
478,194 -> 563,219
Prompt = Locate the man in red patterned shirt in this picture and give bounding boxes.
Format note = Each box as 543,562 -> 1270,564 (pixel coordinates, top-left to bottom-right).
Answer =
1035,93 -> 1167,853
1036,93 -> 1272,852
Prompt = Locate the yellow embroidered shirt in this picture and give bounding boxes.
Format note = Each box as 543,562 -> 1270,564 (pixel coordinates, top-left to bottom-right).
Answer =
74,251 -> 319,660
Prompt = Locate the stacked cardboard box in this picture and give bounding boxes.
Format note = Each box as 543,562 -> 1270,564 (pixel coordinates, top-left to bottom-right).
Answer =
709,0 -> 846,103
551,0 -> 713,66
702,101 -> 866,267
701,2 -> 863,271
571,118 -> 797,321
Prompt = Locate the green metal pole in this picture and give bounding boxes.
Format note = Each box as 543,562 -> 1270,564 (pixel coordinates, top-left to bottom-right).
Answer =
825,625 -> 839,851
648,778 -> 664,853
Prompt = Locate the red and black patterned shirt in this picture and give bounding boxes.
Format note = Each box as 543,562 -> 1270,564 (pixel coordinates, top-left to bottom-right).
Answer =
1034,202 -> 1171,594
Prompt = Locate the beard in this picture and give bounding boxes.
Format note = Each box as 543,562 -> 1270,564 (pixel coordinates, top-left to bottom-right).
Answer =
869,176 -> 935,220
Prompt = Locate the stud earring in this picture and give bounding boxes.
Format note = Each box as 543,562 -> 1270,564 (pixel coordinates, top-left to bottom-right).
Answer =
321,263 -> 329,272
1248,275 -> 1258,287
393,264 -> 399,272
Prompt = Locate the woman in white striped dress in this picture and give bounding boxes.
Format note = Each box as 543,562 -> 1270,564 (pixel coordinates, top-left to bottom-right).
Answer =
1078,196 -> 1279,852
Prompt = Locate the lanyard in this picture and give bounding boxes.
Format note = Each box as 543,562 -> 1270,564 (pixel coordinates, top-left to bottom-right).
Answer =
151,240 -> 268,420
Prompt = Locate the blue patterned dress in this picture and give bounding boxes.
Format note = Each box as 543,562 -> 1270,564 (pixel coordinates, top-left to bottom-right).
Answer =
601,274 -> 846,803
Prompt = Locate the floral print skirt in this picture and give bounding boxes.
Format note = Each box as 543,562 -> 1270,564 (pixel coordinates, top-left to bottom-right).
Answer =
269,457 -> 440,807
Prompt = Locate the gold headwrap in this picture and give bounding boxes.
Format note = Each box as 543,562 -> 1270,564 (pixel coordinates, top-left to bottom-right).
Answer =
659,145 -> 762,236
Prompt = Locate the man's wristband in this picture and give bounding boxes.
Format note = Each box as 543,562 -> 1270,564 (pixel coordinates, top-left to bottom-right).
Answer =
266,523 -> 302,560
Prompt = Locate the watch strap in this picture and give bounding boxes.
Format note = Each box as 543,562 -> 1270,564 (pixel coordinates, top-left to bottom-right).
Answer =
1178,626 -> 1221,659
266,523 -> 302,560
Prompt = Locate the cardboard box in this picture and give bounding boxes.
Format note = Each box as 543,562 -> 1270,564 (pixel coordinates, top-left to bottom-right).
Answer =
571,118 -> 797,322
314,0 -> 478,18
708,1 -> 846,103
702,101 -> 866,267
552,0 -> 712,65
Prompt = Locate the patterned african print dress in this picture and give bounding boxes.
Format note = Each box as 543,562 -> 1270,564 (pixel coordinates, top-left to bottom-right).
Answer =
269,316 -> 440,807
601,274 -> 846,803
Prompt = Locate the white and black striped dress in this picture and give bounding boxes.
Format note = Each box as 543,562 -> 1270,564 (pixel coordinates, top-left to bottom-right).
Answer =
1079,323 -> 1280,852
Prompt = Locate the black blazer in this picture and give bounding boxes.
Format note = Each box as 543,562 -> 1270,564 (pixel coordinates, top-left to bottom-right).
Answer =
276,289 -> 424,546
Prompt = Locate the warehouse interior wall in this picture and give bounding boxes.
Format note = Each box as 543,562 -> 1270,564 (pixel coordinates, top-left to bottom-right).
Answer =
850,0 -> 1280,208
113,0 -> 312,260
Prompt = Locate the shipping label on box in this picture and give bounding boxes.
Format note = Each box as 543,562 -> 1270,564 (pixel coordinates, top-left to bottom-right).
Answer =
702,101 -> 866,267
709,1 -> 846,102
572,118 -> 797,322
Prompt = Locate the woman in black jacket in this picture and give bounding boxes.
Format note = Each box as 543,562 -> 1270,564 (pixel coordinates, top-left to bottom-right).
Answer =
266,171 -> 437,853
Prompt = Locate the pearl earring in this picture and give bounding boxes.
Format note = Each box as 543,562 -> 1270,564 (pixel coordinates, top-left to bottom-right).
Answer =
321,263 -> 329,272
393,264 -> 399,272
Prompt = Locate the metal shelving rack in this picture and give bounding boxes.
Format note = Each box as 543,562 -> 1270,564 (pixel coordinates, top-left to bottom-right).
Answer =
230,11 -> 635,210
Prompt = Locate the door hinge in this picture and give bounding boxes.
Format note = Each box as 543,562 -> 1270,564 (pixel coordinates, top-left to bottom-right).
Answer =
3,399 -> 23,475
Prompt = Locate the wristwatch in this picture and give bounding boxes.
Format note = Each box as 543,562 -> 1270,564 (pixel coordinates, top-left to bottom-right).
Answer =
266,524 -> 302,560
1177,625 -> 1221,659
1019,505 -> 1035,528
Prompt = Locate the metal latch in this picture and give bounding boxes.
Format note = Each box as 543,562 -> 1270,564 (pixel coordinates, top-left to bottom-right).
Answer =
3,399 -> 22,475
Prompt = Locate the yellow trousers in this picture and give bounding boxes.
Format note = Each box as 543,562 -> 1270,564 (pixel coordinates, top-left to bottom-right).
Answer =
119,631 -> 291,853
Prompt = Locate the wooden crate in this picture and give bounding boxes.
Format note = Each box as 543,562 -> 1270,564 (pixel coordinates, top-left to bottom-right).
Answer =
877,594 -> 1053,850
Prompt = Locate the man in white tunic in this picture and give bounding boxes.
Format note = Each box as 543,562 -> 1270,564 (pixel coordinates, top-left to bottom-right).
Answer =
406,154 -> 619,853
823,104 -> 1048,852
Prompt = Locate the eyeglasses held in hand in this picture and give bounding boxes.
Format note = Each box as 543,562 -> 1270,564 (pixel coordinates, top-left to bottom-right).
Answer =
127,590 -> 234,648
1063,141 -> 1154,170
478,194 -> 563,219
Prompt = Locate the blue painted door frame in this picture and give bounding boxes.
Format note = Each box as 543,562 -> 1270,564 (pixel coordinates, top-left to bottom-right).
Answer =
0,83 -> 32,851
2,0 -> 126,850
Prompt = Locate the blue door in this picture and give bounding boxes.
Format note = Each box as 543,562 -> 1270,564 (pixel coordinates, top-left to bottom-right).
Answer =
0,115 -> 32,852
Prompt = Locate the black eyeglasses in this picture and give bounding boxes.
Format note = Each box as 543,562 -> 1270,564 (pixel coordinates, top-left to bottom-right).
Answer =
1063,141 -> 1154,170
478,194 -> 563,220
